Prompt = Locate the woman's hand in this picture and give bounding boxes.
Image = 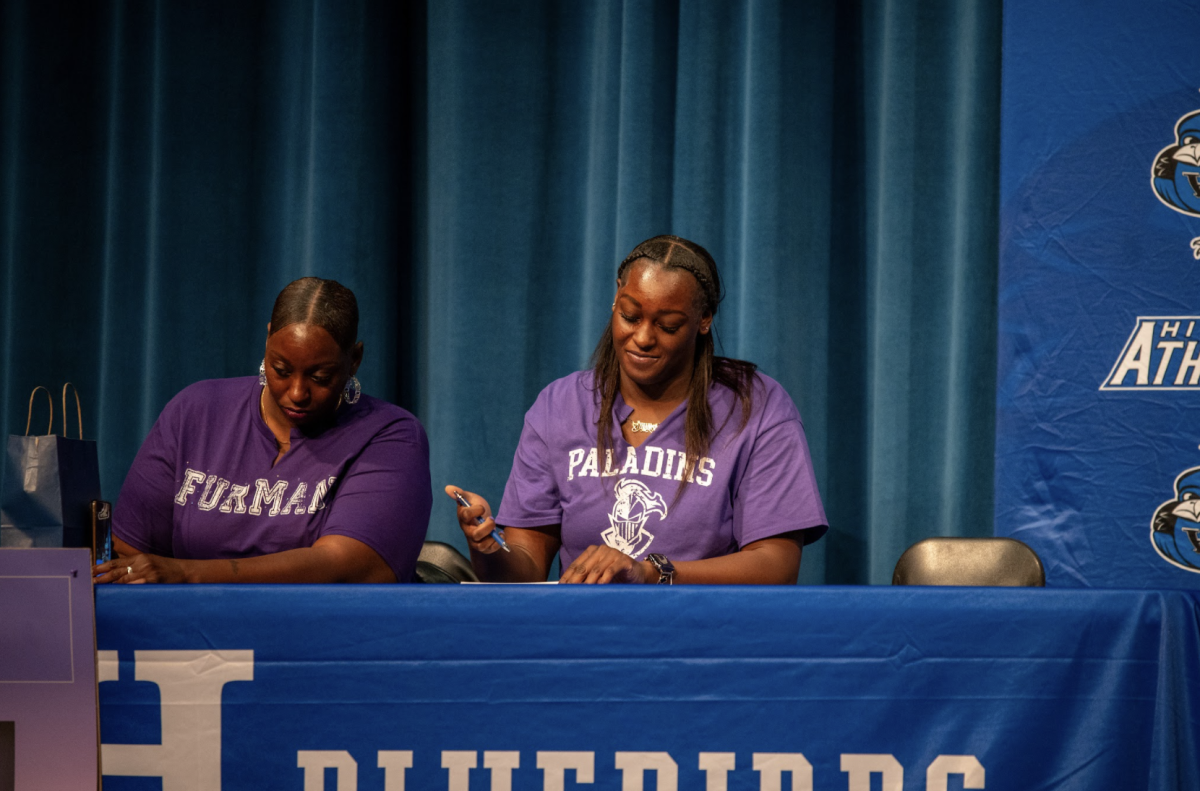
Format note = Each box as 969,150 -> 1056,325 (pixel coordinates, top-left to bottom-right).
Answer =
444,485 -> 507,555
559,544 -> 653,584
95,534 -> 395,584
442,485 -> 562,583
94,553 -> 190,584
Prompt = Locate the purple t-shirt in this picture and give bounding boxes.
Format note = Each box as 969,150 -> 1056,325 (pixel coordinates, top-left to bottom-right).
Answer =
497,371 -> 828,568
113,377 -> 432,582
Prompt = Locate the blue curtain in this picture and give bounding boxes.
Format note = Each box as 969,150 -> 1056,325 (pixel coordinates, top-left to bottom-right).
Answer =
0,0 -> 1000,584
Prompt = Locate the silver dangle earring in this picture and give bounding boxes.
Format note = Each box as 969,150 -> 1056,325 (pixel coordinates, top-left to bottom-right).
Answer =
343,375 -> 361,405
258,360 -> 267,386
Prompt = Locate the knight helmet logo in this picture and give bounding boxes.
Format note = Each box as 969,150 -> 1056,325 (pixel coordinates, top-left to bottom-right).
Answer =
601,478 -> 667,558
1150,466 -> 1200,573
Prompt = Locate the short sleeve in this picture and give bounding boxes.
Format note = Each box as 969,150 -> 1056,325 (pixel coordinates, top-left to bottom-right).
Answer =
732,402 -> 828,549
496,409 -> 562,528
112,403 -> 181,556
319,417 -> 432,583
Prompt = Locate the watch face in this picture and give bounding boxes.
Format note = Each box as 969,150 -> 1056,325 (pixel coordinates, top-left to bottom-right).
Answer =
647,553 -> 674,583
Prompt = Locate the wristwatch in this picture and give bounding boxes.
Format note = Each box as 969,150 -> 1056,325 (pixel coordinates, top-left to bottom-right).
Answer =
646,553 -> 675,585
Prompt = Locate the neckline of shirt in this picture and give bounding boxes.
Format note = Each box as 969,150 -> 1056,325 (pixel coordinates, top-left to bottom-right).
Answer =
612,390 -> 688,445
247,377 -> 360,451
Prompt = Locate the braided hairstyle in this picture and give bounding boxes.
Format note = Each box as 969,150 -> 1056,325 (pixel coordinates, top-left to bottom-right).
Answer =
591,235 -> 757,486
269,277 -> 359,353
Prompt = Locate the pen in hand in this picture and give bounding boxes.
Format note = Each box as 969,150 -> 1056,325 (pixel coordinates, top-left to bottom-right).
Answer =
453,490 -> 510,553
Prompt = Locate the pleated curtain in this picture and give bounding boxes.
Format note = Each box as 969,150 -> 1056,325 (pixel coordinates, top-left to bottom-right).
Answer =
0,0 -> 1000,584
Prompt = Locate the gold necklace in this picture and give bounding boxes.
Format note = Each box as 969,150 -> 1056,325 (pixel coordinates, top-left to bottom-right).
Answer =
260,387 -> 290,448
630,420 -> 659,433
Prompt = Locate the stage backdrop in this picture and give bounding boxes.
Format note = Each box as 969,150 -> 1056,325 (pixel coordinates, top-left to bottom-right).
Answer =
997,0 -> 1200,587
0,0 -> 1002,584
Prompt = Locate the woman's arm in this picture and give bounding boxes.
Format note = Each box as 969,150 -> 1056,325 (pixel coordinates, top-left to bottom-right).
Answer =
447,486 -> 560,582
95,534 -> 396,583
558,532 -> 803,585
111,396 -> 183,559
315,415 -> 432,582
470,524 -> 561,582
658,533 -> 802,584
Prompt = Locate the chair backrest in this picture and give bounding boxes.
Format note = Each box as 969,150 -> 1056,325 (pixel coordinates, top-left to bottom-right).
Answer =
892,537 -> 1045,587
415,540 -> 478,583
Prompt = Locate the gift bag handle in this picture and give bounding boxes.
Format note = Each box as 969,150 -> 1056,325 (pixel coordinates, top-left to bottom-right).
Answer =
25,386 -> 53,436
61,382 -> 84,439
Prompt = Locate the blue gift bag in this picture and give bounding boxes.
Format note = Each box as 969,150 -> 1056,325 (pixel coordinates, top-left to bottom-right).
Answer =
0,385 -> 100,549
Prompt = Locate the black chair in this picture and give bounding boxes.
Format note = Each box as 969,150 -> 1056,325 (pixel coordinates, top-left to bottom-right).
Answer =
892,537 -> 1045,587
414,541 -> 478,583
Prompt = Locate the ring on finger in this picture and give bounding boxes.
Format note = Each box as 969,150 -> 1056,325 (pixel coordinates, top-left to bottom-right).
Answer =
126,566 -> 133,575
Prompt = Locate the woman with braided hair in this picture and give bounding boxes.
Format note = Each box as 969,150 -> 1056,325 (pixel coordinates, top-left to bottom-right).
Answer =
448,235 -> 827,584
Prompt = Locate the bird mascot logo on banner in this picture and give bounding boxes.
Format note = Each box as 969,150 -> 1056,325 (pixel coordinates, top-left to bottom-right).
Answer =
1150,466 -> 1200,572
1151,106 -> 1200,257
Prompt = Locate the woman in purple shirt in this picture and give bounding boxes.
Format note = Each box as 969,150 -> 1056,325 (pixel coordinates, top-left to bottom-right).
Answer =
448,235 -> 827,584
94,278 -> 432,584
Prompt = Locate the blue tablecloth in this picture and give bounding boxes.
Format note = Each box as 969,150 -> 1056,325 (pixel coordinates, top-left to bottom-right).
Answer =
96,585 -> 1200,790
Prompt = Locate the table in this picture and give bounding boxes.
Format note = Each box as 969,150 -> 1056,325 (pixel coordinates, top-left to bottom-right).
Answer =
95,585 -> 1200,790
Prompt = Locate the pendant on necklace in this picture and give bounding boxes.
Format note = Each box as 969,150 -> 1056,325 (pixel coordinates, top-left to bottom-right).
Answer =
630,420 -> 659,434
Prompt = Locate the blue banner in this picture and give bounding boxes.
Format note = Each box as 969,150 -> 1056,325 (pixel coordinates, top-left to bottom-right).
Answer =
998,0 -> 1200,587
96,585 -> 1200,790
